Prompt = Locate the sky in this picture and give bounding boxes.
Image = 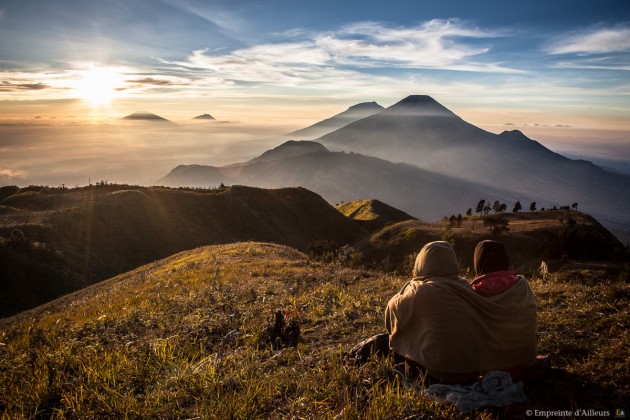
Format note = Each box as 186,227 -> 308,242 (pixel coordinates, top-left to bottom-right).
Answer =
0,0 -> 629,184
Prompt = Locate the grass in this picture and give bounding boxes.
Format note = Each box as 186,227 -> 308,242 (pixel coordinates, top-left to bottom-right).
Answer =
1,242 -> 628,418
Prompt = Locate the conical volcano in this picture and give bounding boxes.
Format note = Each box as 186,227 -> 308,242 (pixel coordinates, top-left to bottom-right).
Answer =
122,111 -> 171,122
318,94 -> 488,153
386,95 -> 456,117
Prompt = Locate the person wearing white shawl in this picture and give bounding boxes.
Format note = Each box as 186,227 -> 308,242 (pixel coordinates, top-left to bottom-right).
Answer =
385,241 -> 537,384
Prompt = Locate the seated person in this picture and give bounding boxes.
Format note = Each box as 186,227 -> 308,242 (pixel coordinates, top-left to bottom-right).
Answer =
471,240 -> 519,297
385,241 -> 537,384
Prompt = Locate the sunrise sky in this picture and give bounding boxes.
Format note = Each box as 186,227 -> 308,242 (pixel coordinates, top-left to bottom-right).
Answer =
1,0 -> 629,178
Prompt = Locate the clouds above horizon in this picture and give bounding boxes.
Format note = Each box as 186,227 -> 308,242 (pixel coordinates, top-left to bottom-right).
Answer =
163,19 -> 521,86
0,1 -> 628,130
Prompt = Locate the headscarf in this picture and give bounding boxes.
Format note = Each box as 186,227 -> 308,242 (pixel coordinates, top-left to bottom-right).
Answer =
413,241 -> 460,280
474,240 -> 509,276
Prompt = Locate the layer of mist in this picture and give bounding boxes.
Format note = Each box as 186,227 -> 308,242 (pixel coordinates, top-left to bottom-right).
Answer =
0,122 -> 284,187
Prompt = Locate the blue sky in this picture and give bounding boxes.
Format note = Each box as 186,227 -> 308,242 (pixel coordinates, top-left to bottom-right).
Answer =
0,0 -> 629,144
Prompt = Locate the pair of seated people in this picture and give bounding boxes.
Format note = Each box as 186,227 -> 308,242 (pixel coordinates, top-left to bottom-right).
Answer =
385,240 -> 539,384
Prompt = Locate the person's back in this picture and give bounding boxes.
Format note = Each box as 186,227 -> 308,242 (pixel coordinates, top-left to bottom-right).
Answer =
385,241 -> 538,383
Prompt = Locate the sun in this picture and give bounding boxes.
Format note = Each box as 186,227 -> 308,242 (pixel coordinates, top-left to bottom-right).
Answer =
74,67 -> 123,106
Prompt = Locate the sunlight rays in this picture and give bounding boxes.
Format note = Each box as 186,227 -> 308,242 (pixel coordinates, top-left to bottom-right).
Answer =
72,66 -> 125,107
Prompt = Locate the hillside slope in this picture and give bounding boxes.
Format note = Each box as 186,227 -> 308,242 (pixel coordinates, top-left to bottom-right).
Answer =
0,185 -> 364,317
1,242 -> 627,418
336,199 -> 417,231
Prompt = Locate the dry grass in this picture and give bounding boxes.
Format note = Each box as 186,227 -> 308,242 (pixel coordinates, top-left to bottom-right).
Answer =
1,242 -> 628,418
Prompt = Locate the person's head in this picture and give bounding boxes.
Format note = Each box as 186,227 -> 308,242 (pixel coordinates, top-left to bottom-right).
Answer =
474,240 -> 509,276
413,241 -> 460,280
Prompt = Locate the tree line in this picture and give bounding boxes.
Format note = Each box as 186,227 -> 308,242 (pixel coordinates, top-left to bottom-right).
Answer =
466,199 -> 578,216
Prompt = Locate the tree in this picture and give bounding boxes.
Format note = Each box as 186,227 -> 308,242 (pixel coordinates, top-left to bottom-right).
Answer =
457,214 -> 463,227
466,208 -> 472,217
475,200 -> 486,215
498,203 -> 507,213
483,204 -> 491,214
571,202 -> 578,211
512,201 -> 522,213
483,216 -> 510,236
529,202 -> 537,211
492,200 -> 501,213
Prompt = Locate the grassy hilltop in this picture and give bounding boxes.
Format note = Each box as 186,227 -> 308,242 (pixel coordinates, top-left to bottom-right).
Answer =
1,242 -> 628,418
0,184 -> 364,316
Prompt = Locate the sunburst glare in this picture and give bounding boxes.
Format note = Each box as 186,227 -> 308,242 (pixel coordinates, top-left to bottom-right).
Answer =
73,66 -> 125,107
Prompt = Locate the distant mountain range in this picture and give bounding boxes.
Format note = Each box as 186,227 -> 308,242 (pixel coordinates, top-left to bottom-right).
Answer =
160,141 -> 517,221
315,95 -> 630,232
160,95 -> 630,236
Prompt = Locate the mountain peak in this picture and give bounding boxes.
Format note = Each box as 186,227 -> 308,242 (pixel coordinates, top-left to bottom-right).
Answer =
347,102 -> 384,112
193,113 -> 215,120
249,140 -> 329,163
388,95 -> 454,116
499,129 -> 528,139
122,111 -> 170,122
289,102 -> 383,140
397,95 -> 439,105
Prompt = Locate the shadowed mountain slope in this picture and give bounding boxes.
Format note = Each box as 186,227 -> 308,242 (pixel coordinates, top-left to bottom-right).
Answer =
316,95 -> 630,233
160,141 -> 519,222
289,101 -> 384,139
0,184 -> 364,317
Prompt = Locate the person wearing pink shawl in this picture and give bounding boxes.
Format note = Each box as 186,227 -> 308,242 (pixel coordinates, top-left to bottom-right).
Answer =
471,240 -> 520,297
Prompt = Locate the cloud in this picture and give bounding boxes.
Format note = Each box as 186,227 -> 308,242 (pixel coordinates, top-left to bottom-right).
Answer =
0,168 -> 27,184
317,19 -> 508,71
547,26 -> 630,55
158,19 -> 520,93
0,81 -> 50,91
125,77 -> 177,86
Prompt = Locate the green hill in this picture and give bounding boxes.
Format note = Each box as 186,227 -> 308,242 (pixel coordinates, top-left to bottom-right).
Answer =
0,185 -> 364,317
0,242 -> 627,418
336,199 -> 416,231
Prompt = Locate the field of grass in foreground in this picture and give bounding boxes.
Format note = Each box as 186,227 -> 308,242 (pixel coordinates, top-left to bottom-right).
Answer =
1,242 -> 628,418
